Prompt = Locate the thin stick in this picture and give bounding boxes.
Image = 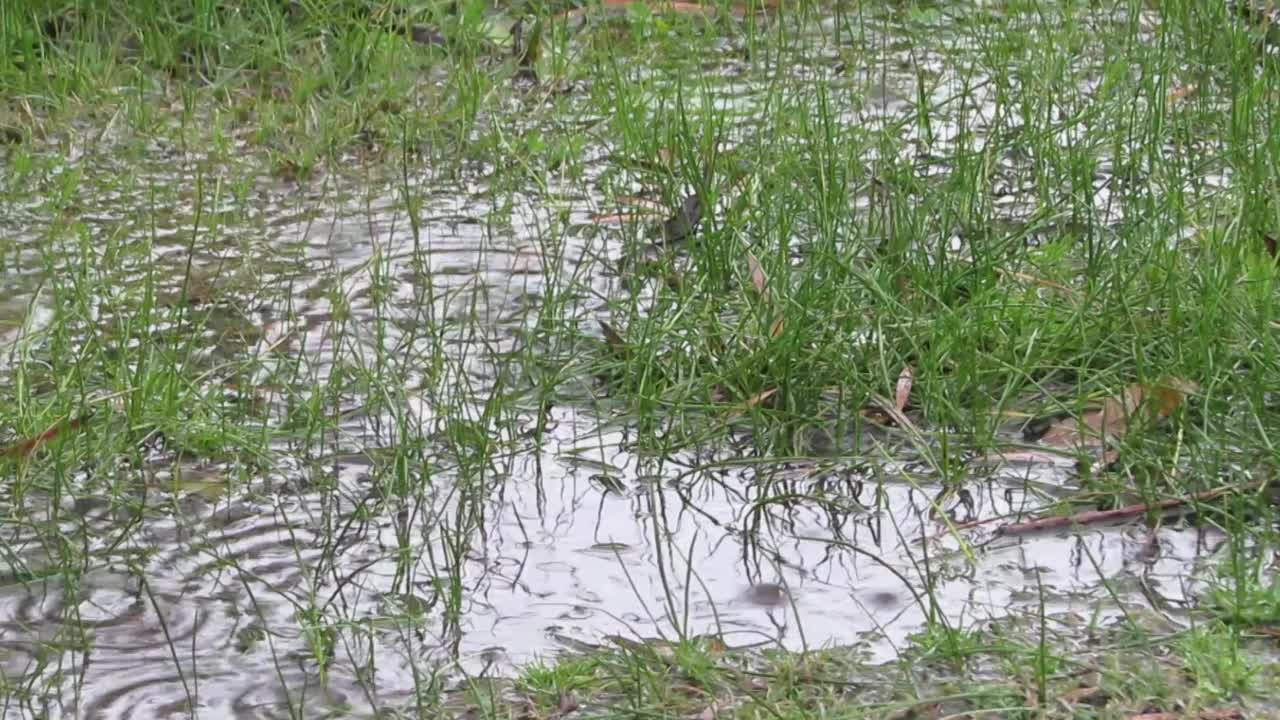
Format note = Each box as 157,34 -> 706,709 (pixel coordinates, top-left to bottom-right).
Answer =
995,481 -> 1265,536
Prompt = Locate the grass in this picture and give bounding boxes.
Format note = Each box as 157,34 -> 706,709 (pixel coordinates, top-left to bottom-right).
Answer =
2,0 -> 1280,717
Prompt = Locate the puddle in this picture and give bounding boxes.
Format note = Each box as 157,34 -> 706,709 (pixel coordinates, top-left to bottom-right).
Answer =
0,5 -> 1246,719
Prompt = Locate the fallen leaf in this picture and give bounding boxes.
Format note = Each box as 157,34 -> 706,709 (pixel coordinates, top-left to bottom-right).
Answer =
4,416 -> 85,459
660,193 -> 702,244
598,320 -> 625,351
614,195 -> 670,212
727,388 -> 778,418
1058,686 -> 1107,706
860,393 -> 918,433
1265,233 -> 1278,262
895,366 -> 914,412
697,702 -> 720,720
747,251 -> 769,296
743,387 -> 777,409
1035,378 -> 1197,450
1168,82 -> 1197,102
590,212 -> 638,225
556,0 -> 725,21
768,315 -> 786,338
1254,625 -> 1280,638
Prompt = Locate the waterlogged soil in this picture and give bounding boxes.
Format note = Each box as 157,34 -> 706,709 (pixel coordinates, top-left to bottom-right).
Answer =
0,8 -> 1244,720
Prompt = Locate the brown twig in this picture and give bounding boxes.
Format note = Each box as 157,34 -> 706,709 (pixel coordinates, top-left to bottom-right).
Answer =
996,481 -> 1265,536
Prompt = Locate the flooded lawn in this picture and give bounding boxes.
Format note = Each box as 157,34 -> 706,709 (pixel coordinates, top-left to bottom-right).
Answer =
2,2 -> 1279,718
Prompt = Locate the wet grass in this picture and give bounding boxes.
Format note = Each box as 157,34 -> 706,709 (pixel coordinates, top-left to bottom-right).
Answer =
3,0 -> 1280,717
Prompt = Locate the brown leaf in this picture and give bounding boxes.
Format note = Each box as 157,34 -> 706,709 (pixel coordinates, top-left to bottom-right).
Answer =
860,394 -> 918,433
1038,378 -> 1196,450
590,212 -> 641,225
4,416 -> 85,459
598,320 -> 625,351
747,251 -> 769,295
743,388 -> 777,409
1167,82 -> 1197,103
859,406 -> 894,426
1058,686 -> 1107,706
726,388 -> 778,419
768,315 -> 786,338
1254,625 -> 1280,638
894,366 -> 914,412
614,195 -> 670,213
1265,233 -> 1278,261
605,0 -> 717,15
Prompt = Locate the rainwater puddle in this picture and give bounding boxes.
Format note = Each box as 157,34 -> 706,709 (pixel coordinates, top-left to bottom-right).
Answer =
0,6 -> 1244,719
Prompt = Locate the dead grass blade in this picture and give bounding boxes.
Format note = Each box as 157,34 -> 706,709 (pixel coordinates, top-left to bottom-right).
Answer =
747,251 -> 769,296
894,366 -> 914,412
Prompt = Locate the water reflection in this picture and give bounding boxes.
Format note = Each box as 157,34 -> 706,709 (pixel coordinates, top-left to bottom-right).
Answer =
0,8 -> 1237,720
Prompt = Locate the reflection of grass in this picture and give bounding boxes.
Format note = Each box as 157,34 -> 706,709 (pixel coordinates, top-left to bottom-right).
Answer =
2,0 -> 1280,717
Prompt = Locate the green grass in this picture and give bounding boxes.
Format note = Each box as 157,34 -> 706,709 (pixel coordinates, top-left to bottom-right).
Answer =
2,0 -> 1280,717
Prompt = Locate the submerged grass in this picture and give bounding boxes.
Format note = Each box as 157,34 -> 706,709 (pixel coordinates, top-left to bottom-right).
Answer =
2,0 -> 1280,717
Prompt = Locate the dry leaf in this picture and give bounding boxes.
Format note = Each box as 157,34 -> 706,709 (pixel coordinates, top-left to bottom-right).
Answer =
861,393 -> 918,433
598,320 -> 625,351
697,702 -> 720,720
1168,82 -> 1197,102
1037,378 -> 1197,450
743,388 -> 777,409
1254,625 -> 1280,638
727,388 -> 778,419
614,195 -> 670,212
1265,234 -> 1278,262
590,212 -> 642,225
557,0 -> 719,20
747,251 -> 769,295
4,416 -> 85,459
768,315 -> 786,338
895,366 -> 914,412
1058,686 -> 1107,706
